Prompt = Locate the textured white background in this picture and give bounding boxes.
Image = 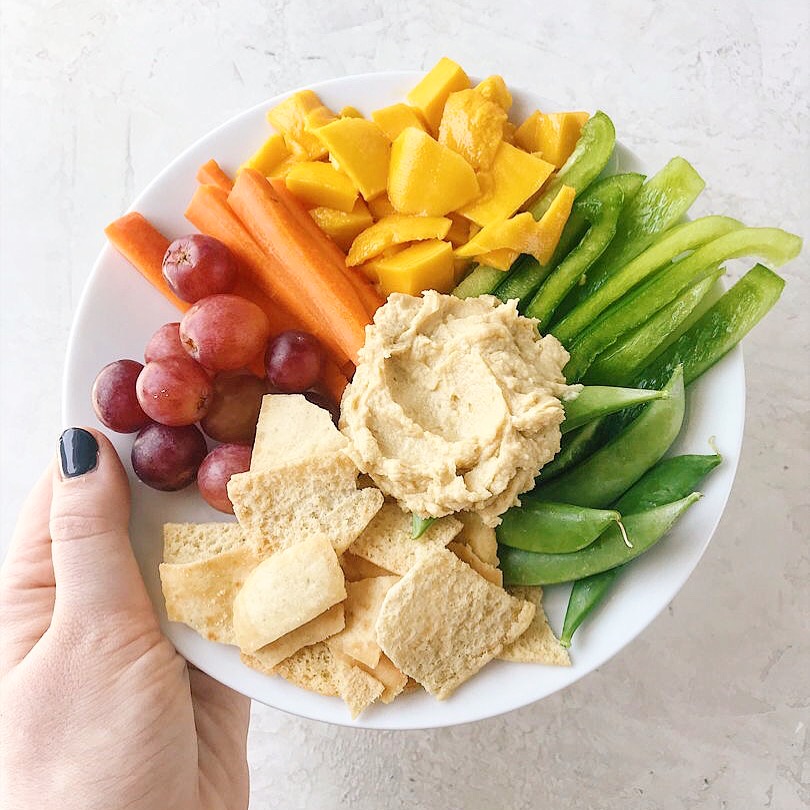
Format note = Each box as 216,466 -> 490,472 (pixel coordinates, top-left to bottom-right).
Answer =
1,1 -> 808,808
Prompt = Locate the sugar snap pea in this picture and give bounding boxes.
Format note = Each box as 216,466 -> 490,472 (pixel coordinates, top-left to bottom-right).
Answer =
562,385 -> 666,434
559,568 -> 620,647
500,493 -> 701,585
537,418 -> 608,481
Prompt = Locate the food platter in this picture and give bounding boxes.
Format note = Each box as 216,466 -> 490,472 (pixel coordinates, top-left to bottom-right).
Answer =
63,71 -> 745,729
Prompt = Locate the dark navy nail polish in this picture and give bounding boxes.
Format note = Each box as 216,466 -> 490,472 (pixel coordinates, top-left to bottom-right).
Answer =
59,428 -> 99,478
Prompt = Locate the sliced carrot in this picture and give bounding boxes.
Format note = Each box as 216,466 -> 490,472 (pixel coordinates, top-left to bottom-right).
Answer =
227,169 -> 370,364
269,178 -> 385,317
321,359 -> 350,404
196,158 -> 234,192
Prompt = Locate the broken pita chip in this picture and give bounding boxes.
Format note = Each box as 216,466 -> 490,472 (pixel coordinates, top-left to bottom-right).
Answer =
448,541 -> 503,587
375,549 -> 535,699
273,642 -> 339,697
232,536 -> 346,653
348,503 -> 462,575
358,654 -> 408,704
339,551 -> 394,581
228,453 -> 384,555
499,586 -> 570,666
241,603 -> 345,673
159,547 -> 259,644
251,393 -> 347,472
455,512 -> 499,567
163,522 -> 248,564
327,576 -> 399,669
331,648 -> 385,718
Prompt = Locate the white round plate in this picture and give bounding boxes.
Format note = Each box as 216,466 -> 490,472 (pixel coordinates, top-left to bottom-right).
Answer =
63,71 -> 744,729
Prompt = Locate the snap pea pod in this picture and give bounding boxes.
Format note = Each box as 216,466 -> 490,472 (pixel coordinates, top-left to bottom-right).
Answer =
552,215 -> 743,344
531,366 -> 684,509
496,502 -> 621,554
573,157 -> 706,303
522,177 -> 639,324
560,452 -> 723,646
528,111 -> 617,219
561,385 -> 666,433
452,264 -> 506,299
563,227 -> 802,381
537,418 -> 608,481
584,269 -> 722,386
412,515 -> 437,539
500,493 -> 701,585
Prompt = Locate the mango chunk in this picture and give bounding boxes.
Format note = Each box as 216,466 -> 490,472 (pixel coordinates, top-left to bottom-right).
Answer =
371,103 -> 427,142
241,133 -> 291,176
388,128 -> 479,216
457,185 -> 575,265
340,106 -> 364,118
315,118 -> 391,201
515,111 -> 590,168
367,193 -> 397,221
459,142 -> 554,226
346,214 -> 452,266
438,89 -> 507,171
267,90 -> 337,160
285,162 -> 358,212
475,248 -> 519,271
368,239 -> 455,297
406,57 -> 471,134
475,75 -> 512,112
445,212 -> 472,247
309,198 -> 374,253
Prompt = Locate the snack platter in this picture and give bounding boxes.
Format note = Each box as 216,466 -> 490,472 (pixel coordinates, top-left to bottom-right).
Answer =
63,64 -> 798,728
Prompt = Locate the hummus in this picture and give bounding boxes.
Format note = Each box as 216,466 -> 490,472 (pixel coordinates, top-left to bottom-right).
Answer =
339,291 -> 575,526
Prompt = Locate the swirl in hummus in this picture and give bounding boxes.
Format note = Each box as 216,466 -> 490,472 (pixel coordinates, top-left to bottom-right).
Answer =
339,291 -> 577,526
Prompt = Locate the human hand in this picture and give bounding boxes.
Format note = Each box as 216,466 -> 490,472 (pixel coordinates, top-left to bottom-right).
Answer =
0,428 -> 250,810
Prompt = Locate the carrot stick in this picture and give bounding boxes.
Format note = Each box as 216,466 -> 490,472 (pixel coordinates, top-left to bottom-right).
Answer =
185,183 -> 354,367
196,159 -> 234,193
321,358 -> 349,404
269,178 -> 385,317
104,213 -> 190,312
227,169 -> 370,364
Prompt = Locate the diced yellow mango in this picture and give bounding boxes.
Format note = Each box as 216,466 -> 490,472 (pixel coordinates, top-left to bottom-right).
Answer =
346,214 -> 452,266
340,106 -> 364,118
309,198 -> 374,253
369,239 -> 455,297
454,256 -> 474,282
515,111 -> 589,168
445,213 -> 471,247
502,121 -> 516,144
267,90 -> 337,160
388,128 -> 479,216
459,142 -> 554,226
438,89 -> 506,171
475,248 -> 519,271
371,103 -> 428,142
285,162 -> 358,212
367,193 -> 397,221
240,133 -> 291,176
406,57 -> 471,134
315,118 -> 391,200
457,185 -> 575,265
267,153 -> 308,179
475,75 -> 513,111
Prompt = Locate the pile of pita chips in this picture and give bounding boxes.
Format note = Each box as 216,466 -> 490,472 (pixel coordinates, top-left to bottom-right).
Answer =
160,393 -> 569,719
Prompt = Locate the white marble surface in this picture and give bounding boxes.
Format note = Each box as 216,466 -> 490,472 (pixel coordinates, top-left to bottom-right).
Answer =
1,1 -> 808,807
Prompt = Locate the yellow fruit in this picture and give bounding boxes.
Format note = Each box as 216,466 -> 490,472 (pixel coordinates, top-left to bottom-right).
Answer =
515,111 -> 590,168
346,214 -> 452,266
406,57 -> 471,134
309,199 -> 374,253
285,162 -> 358,212
267,90 -> 337,160
474,75 -> 513,111
240,133 -> 291,176
438,89 -> 506,170
371,103 -> 427,141
369,239 -> 455,296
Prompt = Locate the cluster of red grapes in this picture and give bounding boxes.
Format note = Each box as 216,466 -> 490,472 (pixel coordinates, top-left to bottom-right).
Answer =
91,234 -> 334,513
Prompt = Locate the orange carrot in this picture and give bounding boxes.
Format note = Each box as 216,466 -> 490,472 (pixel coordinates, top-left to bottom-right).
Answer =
321,357 -> 350,404
104,213 -> 189,312
196,158 -> 234,192
228,169 -> 370,364
269,178 -> 385,318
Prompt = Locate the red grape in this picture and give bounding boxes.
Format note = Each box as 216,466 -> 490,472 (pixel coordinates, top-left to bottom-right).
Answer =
162,234 -> 237,303
303,389 -> 340,426
131,423 -> 207,491
197,443 -> 252,513
180,294 -> 270,371
144,322 -> 186,363
91,359 -> 151,433
200,372 -> 268,443
136,357 -> 212,426
265,330 -> 324,393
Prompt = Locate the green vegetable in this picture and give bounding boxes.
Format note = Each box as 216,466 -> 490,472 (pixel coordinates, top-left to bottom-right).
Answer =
500,493 -> 701,585
538,419 -> 607,481
412,515 -> 436,539
634,263 -> 790,390
573,157 -> 706,303
584,270 -> 722,385
552,216 -> 743,344
559,569 -> 620,647
529,111 -> 617,219
531,366 -> 685,508
452,264 -> 506,299
497,501 -> 622,554
522,176 -> 640,325
561,385 -> 667,434
563,227 -> 802,381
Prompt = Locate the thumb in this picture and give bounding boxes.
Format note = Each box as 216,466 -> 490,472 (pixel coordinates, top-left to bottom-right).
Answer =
49,427 -> 153,624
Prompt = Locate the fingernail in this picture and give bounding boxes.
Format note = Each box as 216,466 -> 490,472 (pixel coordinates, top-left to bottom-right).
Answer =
59,428 -> 99,478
